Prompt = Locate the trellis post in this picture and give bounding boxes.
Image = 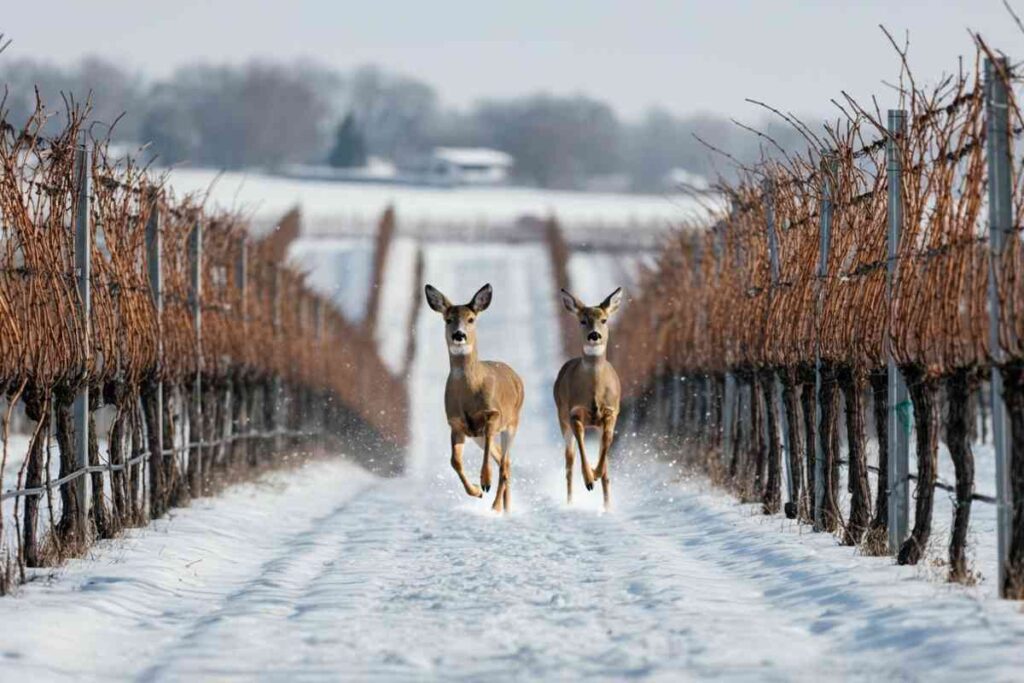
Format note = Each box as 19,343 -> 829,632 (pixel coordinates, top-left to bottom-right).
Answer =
764,179 -> 793,509
813,154 -> 837,531
72,145 -> 91,532
886,109 -> 911,554
234,238 -> 248,450
715,221 -> 735,463
188,218 -> 202,494
145,189 -> 163,507
985,57 -> 1013,596
271,266 -> 282,449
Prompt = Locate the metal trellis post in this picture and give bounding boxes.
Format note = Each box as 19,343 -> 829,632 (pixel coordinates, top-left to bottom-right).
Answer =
271,266 -> 282,451
886,109 -> 911,555
72,145 -> 91,532
715,221 -> 735,462
985,57 -> 1013,596
189,218 -> 202,489
813,154 -> 837,531
764,179 -> 793,507
145,190 -> 163,497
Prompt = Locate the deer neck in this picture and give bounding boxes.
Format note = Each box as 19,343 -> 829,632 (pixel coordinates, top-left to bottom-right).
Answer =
580,346 -> 609,372
449,347 -> 484,387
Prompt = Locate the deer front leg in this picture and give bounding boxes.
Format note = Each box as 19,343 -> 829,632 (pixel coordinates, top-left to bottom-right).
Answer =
570,411 -> 594,491
475,410 -> 499,492
594,415 -> 616,480
480,434 -> 493,493
450,430 -> 482,498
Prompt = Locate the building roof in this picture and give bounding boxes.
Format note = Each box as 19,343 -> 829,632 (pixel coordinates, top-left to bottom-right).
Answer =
432,147 -> 514,168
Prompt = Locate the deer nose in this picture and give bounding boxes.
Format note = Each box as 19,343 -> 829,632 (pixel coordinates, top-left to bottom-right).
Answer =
587,331 -> 602,342
452,330 -> 467,342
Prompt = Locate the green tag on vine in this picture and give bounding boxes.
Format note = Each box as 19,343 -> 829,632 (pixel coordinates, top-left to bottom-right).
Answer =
896,399 -> 914,436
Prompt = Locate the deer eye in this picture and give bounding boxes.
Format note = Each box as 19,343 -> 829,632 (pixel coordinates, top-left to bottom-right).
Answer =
580,320 -> 587,326
601,319 -> 607,324
467,317 -> 475,324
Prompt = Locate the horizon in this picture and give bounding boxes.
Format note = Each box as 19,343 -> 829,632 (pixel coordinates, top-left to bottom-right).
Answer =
2,0 -> 1023,122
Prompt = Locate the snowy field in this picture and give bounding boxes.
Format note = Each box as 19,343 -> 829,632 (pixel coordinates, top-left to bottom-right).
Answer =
567,251 -> 658,304
2,240 -> 1024,680
163,168 -> 708,236
289,237 -> 375,324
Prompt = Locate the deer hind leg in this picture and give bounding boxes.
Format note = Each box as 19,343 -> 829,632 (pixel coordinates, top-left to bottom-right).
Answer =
562,425 -> 575,504
570,409 -> 594,491
597,417 -> 616,511
450,430 -> 482,498
493,428 -> 515,514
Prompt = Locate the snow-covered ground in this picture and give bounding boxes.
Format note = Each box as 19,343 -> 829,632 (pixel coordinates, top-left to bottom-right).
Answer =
163,168 -> 708,235
2,240 -> 1024,680
372,236 -> 420,374
567,251 -> 658,304
288,237 -> 375,324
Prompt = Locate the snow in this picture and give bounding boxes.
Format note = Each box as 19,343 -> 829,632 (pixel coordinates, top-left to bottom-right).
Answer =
163,168 -> 708,236
373,236 -> 419,374
433,147 -> 514,168
1,238 -> 1023,680
567,251 -> 657,304
288,237 -> 374,323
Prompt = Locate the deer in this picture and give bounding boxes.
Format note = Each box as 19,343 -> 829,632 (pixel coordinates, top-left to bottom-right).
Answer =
425,283 -> 524,514
553,287 -> 623,510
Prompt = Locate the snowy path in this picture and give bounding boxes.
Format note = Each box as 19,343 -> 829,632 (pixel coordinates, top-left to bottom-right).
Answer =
3,243 -> 1024,681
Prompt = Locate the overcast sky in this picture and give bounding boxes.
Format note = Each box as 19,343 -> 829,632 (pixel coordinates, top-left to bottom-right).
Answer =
2,1 -> 1022,119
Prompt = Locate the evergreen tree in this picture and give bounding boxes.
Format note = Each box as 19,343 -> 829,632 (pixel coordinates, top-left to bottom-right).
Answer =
328,113 -> 368,168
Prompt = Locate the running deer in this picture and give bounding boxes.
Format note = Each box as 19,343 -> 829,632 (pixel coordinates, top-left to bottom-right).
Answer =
553,288 -> 623,509
425,283 -> 524,514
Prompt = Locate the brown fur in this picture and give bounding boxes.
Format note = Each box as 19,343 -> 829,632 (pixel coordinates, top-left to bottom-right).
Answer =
426,283 -> 524,513
553,288 -> 623,509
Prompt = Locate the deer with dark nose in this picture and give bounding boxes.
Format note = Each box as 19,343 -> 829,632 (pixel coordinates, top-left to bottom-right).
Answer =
425,283 -> 524,514
553,288 -> 623,510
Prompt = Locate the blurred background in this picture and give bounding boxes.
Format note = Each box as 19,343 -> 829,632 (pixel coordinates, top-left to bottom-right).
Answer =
2,1 -> 1020,190
4,0 -> 1018,322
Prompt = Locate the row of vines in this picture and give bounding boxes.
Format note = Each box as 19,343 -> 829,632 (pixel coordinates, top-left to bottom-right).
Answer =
0,101 -> 408,593
613,39 -> 1024,595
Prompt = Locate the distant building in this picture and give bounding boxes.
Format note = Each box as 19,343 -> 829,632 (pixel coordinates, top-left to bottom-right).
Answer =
663,168 -> 711,192
427,147 -> 514,185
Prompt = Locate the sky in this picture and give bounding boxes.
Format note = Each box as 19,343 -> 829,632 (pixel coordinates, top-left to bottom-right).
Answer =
1,0 -> 1022,120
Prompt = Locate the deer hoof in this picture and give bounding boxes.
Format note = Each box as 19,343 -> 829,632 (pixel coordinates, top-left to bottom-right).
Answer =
468,486 -> 483,498
482,483 -> 491,492
585,481 -> 594,491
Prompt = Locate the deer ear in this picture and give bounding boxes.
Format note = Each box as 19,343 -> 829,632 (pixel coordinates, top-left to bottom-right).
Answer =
424,284 -> 451,314
469,283 -> 492,313
600,287 -> 623,315
560,289 -> 581,315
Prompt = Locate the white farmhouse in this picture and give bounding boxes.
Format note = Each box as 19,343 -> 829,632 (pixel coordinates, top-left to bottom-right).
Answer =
428,147 -> 514,185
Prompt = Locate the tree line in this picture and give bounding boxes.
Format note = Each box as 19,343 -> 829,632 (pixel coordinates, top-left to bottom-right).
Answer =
0,56 -> 806,191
